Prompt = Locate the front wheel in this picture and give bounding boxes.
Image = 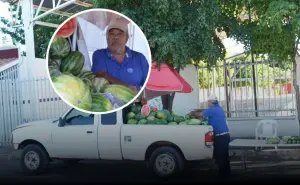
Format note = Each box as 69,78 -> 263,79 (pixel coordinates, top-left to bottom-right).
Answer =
148,146 -> 184,178
20,144 -> 49,175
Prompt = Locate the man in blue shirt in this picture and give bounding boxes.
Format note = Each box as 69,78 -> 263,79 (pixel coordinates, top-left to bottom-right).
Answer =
91,18 -> 149,94
189,94 -> 231,179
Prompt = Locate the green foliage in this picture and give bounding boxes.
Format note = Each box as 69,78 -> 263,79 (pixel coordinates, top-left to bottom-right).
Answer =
93,0 -> 227,70
219,0 -> 300,64
0,4 -> 89,58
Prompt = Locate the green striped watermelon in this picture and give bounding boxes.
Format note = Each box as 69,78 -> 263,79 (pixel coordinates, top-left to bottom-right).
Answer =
93,77 -> 110,93
82,78 -> 93,92
60,51 -> 85,76
77,71 -> 96,82
48,59 -> 61,78
52,73 -> 92,111
102,84 -> 136,104
91,93 -> 113,112
50,37 -> 70,59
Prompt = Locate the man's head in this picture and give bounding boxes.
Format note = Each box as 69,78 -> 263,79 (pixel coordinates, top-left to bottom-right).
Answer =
207,94 -> 218,107
106,18 -> 129,55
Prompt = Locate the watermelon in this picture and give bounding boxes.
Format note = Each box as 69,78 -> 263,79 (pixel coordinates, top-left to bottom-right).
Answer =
130,104 -> 139,114
135,113 -> 145,121
56,18 -> 76,38
151,107 -> 159,112
162,110 -> 171,117
127,112 -> 136,119
187,119 -> 201,125
102,84 -> 136,104
174,116 -> 185,123
60,51 -> 85,76
179,121 -> 187,125
156,111 -> 165,119
138,119 -> 148,125
146,116 -> 156,121
93,77 -> 110,93
160,119 -> 168,125
166,115 -> 174,122
52,74 -> 92,111
91,93 -> 113,112
148,111 -> 156,117
50,37 -> 70,59
136,105 -> 142,113
77,71 -> 96,82
128,119 -> 138,124
48,60 -> 61,78
141,105 -> 151,116
82,78 -> 93,92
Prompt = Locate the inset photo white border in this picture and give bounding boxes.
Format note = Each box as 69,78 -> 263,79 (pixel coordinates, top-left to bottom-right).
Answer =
46,8 -> 152,115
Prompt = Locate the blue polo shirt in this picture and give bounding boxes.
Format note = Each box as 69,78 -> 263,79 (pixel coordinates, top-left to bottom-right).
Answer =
91,46 -> 149,91
202,104 -> 229,134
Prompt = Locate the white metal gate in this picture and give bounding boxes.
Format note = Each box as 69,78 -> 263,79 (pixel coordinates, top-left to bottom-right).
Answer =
0,65 -> 22,147
197,56 -> 296,118
0,65 -> 70,147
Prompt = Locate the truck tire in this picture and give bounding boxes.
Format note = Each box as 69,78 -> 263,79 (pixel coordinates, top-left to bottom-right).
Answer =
20,144 -> 49,175
148,146 -> 184,178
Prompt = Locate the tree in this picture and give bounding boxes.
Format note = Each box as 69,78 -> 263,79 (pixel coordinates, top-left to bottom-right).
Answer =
219,0 -> 300,120
92,0 -> 228,111
0,4 -> 68,58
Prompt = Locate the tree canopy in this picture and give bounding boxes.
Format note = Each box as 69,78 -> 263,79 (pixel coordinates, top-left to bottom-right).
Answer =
93,0 -> 228,70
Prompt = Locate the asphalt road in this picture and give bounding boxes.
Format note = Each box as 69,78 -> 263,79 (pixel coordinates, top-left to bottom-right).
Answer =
1,159 -> 300,184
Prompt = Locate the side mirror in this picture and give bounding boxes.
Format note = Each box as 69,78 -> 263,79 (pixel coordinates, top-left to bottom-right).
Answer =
58,117 -> 65,127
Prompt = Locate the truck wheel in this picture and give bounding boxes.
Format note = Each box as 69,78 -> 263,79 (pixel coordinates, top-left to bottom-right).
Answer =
20,144 -> 49,175
148,146 -> 184,178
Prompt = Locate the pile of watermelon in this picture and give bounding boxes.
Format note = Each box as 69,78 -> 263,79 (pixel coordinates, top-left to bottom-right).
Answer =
127,104 -> 209,125
48,36 -> 136,112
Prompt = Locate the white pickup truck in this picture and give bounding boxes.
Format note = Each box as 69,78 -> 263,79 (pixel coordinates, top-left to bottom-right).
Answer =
12,106 -> 214,178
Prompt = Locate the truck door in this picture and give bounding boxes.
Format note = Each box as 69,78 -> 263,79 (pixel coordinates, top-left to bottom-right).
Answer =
51,108 -> 99,159
97,111 -> 123,160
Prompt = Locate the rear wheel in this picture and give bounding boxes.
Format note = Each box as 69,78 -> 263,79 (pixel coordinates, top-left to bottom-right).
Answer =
148,146 -> 184,178
20,144 -> 49,175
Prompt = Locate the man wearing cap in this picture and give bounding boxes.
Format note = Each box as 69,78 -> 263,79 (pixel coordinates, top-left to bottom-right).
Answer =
91,18 -> 149,94
189,94 -> 231,179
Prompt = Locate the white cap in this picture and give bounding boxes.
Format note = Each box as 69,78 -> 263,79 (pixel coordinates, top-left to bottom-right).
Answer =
208,94 -> 218,101
106,18 -> 128,34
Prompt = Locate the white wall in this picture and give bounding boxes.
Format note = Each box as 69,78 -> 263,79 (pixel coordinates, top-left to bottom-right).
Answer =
172,65 -> 199,116
19,57 -> 48,80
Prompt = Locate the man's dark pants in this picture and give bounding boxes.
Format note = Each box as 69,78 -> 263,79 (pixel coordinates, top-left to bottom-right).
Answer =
213,133 -> 231,178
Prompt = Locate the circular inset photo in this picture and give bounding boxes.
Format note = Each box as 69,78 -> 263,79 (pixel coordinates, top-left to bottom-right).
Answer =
47,8 -> 151,114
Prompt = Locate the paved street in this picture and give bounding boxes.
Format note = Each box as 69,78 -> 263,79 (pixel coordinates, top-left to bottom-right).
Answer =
1,158 -> 300,183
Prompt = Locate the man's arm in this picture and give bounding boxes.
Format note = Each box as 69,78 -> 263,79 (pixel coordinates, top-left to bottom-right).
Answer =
190,111 -> 203,118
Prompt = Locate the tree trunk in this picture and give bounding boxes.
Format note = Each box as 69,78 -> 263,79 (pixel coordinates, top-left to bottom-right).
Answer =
161,66 -> 180,112
161,93 -> 176,112
294,54 -> 300,125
